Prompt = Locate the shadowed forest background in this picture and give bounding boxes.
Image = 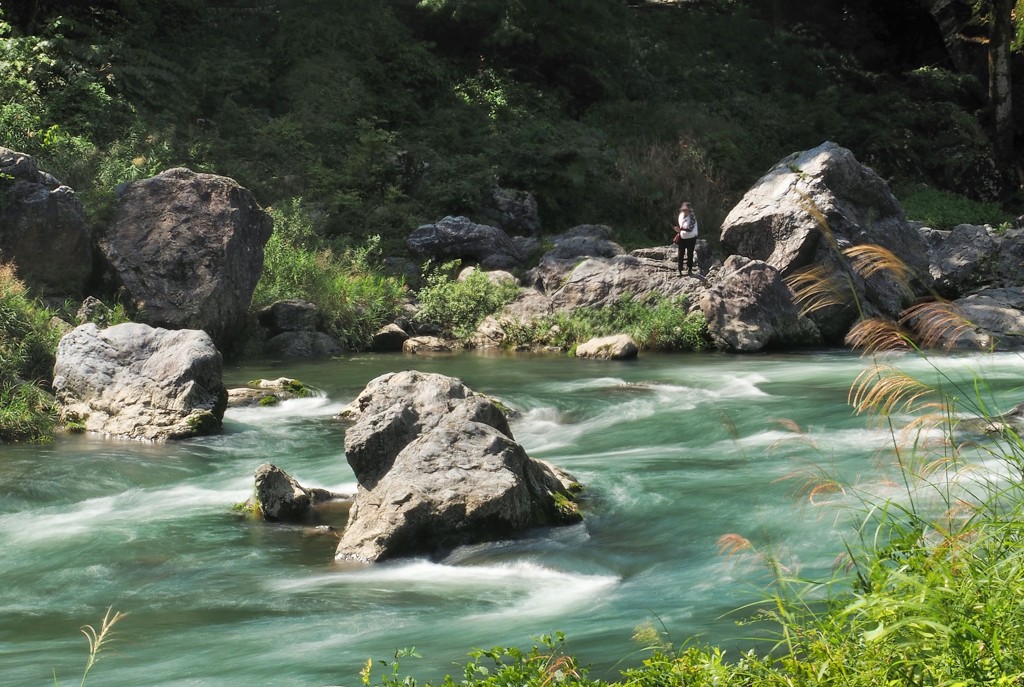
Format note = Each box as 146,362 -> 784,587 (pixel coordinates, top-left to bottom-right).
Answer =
2,0 -> 1022,257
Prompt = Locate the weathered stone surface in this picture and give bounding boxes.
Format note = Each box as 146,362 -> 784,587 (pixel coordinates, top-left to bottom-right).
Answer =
370,323 -> 410,352
403,336 -> 452,354
480,187 -> 541,235
700,256 -> 821,352
522,224 -> 625,294
926,225 -> 1024,299
720,141 -> 925,341
457,266 -> 519,286
470,315 -> 507,349
244,463 -> 344,523
575,334 -> 639,360
227,377 -> 310,407
498,287 -> 555,323
265,331 -> 343,358
406,216 -> 525,270
257,299 -> 319,335
100,167 -> 272,351
548,254 -> 695,312
336,371 -> 581,562
52,322 -> 227,441
943,287 -> 1024,350
0,147 -> 92,296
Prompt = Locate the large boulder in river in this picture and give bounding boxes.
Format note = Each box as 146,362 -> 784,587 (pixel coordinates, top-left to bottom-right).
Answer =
917,287 -> 1024,351
406,215 -> 526,270
335,371 -> 581,563
99,168 -> 273,352
52,322 -> 228,441
720,141 -> 927,342
700,256 -> 822,352
0,147 -> 92,297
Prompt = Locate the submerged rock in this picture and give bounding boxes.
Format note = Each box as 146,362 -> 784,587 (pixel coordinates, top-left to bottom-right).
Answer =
335,370 -> 582,563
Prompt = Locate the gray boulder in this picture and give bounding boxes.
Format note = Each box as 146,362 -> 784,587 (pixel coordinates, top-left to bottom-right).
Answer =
720,141 -> 926,342
549,254 -> 695,312
403,336 -> 452,354
370,323 -> 410,352
257,299 -> 319,335
480,187 -> 541,236
700,256 -> 821,352
265,331 -> 343,358
52,322 -> 228,441
100,167 -> 273,352
227,377 -> 309,408
0,147 -> 92,297
406,215 -> 525,270
335,371 -> 581,562
926,225 -> 1024,299
243,463 -> 345,523
522,224 -> 625,294
575,334 -> 639,360
941,287 -> 1024,350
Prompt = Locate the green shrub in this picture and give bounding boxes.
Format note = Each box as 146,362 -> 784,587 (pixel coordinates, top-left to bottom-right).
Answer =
897,183 -> 1013,230
413,261 -> 520,342
252,199 -> 405,350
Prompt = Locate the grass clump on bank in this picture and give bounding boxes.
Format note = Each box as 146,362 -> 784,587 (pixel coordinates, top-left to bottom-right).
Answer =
412,261 -> 521,342
504,293 -> 708,353
0,263 -> 62,442
252,200 -> 406,350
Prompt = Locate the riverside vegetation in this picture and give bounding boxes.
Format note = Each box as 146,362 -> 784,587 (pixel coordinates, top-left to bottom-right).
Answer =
344,214 -> 1024,684
43,224 -> 1024,685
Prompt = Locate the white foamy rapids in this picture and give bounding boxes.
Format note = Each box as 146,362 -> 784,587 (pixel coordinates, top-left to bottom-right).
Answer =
0,483 -> 244,546
724,425 -> 900,454
225,394 -> 349,426
512,400 -> 658,453
270,559 -> 619,620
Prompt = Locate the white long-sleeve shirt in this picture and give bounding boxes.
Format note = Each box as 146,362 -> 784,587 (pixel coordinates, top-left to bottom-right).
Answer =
677,212 -> 699,239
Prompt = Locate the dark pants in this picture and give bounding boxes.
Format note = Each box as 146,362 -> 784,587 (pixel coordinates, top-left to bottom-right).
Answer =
677,237 -> 696,273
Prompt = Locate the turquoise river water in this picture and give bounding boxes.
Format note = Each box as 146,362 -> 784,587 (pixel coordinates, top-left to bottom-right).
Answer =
2,349 -> 1023,686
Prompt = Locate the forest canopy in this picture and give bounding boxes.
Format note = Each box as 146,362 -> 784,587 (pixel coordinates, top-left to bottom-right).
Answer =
1,0 -> 1021,248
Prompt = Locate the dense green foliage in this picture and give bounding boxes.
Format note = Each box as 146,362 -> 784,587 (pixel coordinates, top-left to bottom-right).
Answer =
1,1 -> 1019,254
896,182 -> 1015,231
413,262 -> 521,341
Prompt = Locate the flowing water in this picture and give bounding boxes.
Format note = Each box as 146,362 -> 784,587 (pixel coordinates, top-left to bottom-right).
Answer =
3,349 -> 1024,686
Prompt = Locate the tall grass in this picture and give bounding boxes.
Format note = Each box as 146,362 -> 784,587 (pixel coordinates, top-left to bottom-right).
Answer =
53,607 -> 129,687
252,199 -> 406,350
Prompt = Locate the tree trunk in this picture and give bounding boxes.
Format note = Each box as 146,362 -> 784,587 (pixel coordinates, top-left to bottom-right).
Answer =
988,0 -> 1014,161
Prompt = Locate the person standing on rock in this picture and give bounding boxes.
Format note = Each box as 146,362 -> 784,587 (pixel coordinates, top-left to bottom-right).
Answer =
675,201 -> 699,276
